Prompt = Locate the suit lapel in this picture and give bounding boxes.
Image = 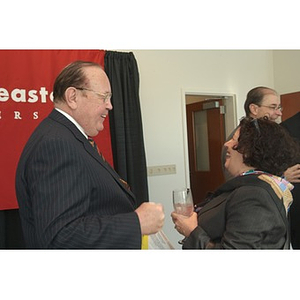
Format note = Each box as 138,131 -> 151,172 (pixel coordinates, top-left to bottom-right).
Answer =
48,109 -> 136,200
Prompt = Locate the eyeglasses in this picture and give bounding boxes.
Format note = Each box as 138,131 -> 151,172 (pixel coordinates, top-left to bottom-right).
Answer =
258,104 -> 283,112
75,87 -> 112,104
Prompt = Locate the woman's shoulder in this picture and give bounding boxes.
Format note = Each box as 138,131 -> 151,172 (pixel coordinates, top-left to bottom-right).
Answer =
223,174 -> 278,202
219,174 -> 269,192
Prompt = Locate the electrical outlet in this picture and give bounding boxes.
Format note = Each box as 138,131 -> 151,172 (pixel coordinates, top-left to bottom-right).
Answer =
147,164 -> 176,176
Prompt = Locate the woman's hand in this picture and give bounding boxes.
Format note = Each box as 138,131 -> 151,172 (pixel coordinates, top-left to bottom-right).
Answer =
171,211 -> 198,237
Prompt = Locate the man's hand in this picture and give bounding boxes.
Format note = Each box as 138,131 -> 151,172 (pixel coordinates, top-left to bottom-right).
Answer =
135,202 -> 164,235
284,164 -> 300,183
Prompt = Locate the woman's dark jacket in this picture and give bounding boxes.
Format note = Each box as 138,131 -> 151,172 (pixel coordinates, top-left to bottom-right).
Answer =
183,174 -> 290,249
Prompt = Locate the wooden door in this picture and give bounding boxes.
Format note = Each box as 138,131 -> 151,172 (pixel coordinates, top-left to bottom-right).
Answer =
281,91 -> 300,121
186,99 -> 226,204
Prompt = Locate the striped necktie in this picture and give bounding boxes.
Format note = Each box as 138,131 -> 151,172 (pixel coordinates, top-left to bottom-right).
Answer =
88,137 -> 130,191
88,137 -> 106,161
88,137 -> 131,191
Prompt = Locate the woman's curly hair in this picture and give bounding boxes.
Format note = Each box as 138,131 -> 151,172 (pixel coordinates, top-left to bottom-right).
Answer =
234,117 -> 300,176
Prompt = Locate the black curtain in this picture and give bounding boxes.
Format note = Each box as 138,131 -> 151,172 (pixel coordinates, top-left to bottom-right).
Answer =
104,51 -> 149,206
0,209 -> 24,248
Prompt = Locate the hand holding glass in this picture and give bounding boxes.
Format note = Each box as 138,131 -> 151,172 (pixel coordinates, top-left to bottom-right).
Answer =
172,188 -> 193,244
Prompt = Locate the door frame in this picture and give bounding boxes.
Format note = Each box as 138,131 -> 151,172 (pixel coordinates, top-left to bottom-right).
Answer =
280,91 -> 300,121
181,89 -> 237,188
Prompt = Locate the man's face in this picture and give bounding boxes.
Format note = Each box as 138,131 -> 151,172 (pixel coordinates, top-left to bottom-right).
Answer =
75,66 -> 113,137
251,92 -> 282,122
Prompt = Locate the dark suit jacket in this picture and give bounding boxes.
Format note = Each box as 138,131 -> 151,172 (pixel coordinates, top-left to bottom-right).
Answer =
183,175 -> 289,249
15,109 -> 141,249
281,111 -> 300,248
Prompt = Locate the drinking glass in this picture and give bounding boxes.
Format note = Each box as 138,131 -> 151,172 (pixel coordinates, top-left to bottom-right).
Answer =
172,188 -> 194,244
172,188 -> 194,216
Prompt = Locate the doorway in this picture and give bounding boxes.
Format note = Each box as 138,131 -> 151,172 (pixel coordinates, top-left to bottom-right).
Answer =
182,92 -> 236,204
280,91 -> 300,121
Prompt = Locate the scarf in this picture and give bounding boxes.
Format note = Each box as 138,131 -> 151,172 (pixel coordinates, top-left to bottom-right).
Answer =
241,170 -> 294,215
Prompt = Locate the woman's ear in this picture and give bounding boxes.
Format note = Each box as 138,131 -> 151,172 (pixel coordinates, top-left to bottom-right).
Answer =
64,87 -> 78,109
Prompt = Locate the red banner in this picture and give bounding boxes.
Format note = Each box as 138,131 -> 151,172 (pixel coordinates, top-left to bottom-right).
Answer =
0,50 -> 113,210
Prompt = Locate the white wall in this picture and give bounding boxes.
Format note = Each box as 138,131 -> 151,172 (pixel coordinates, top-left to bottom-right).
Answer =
131,50 -> 275,248
273,50 -> 300,94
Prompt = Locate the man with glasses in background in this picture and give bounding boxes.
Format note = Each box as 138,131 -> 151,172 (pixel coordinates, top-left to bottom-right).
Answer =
242,87 -> 300,194
243,86 -> 283,122
15,61 -> 164,249
223,86 -> 300,183
222,86 -> 284,180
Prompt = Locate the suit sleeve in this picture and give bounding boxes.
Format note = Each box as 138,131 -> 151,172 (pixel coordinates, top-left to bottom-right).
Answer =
27,137 -> 141,249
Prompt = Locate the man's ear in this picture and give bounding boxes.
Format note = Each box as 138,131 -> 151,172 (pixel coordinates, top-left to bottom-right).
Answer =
64,87 -> 78,109
249,103 -> 258,117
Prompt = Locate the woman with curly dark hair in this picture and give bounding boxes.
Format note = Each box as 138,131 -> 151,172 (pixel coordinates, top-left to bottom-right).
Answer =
172,117 -> 300,249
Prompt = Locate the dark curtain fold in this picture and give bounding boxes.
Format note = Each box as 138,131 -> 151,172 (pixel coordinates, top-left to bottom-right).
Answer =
104,51 -> 149,206
0,209 -> 24,249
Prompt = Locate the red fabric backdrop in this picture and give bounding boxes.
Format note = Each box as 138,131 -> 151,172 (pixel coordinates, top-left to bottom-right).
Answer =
0,50 -> 113,210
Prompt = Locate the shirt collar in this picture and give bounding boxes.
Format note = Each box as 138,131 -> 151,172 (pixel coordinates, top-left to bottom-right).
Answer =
55,108 -> 88,139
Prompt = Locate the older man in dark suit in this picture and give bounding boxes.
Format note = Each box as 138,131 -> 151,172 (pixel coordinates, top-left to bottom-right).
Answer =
15,61 -> 164,249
